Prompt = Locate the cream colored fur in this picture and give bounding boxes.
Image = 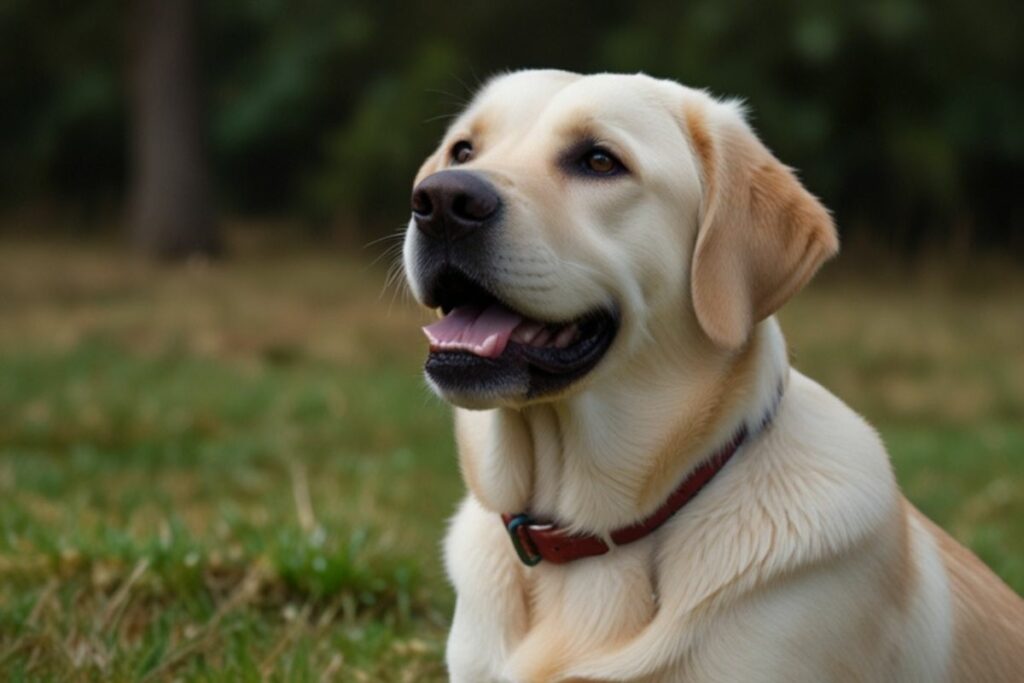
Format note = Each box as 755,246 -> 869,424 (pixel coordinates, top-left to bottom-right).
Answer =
403,70 -> 1024,682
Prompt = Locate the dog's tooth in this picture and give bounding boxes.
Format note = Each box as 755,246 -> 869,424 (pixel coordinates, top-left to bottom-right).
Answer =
531,328 -> 552,347
480,334 -> 499,357
554,324 -> 577,349
435,307 -> 444,319
515,321 -> 543,344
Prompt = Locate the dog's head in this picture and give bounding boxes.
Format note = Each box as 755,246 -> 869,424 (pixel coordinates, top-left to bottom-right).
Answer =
403,70 -> 838,409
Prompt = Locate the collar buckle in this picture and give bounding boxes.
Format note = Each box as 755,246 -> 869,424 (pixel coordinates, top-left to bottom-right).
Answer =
505,514 -> 543,566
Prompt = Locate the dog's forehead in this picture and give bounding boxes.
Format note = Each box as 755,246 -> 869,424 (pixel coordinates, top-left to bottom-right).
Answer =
458,71 -> 678,140
469,70 -> 581,124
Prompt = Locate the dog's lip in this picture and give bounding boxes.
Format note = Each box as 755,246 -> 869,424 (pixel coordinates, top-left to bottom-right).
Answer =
424,304 -> 617,374
423,267 -> 501,314
506,310 -> 616,374
423,304 -> 618,401
420,267 -> 617,375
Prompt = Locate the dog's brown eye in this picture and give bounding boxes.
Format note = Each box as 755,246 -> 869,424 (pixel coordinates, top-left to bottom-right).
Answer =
586,151 -> 615,174
559,142 -> 627,178
581,148 -> 623,176
451,141 -> 473,165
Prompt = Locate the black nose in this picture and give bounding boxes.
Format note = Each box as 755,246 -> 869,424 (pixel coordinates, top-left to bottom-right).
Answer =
411,170 -> 501,242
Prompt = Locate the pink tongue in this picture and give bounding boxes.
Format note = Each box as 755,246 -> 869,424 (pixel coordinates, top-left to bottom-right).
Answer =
422,304 -> 524,358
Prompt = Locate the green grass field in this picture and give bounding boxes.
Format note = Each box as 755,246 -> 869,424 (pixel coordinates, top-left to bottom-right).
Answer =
0,240 -> 1021,681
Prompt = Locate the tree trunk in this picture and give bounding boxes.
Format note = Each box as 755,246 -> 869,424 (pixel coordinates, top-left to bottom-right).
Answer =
129,0 -> 220,259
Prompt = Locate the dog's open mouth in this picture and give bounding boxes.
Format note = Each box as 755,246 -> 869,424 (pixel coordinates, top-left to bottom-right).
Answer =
420,269 -> 618,404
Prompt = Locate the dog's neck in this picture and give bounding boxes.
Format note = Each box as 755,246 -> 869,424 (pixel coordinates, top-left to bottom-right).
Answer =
454,318 -> 789,534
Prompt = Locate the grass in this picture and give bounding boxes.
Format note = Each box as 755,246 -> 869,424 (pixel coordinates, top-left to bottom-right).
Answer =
0,239 -> 1021,680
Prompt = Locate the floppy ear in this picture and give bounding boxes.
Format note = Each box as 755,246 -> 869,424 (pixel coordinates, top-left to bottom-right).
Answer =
685,101 -> 839,350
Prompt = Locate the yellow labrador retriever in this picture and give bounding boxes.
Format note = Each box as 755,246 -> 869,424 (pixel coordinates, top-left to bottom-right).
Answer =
402,70 -> 1024,682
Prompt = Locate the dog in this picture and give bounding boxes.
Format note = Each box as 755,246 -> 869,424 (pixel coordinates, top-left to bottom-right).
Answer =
402,70 -> 1024,682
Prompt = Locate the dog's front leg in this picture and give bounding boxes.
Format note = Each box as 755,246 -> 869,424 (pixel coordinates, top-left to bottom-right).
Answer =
445,496 -> 531,682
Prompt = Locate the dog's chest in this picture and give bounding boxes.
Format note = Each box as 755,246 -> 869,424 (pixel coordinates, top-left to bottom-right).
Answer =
501,543 -> 658,680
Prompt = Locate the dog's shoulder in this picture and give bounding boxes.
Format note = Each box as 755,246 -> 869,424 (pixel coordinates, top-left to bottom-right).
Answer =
653,370 -> 900,602
741,369 -> 899,555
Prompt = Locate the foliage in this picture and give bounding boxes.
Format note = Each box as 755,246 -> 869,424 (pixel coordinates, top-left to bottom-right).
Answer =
0,0 -> 126,214
3,1 -> 1023,247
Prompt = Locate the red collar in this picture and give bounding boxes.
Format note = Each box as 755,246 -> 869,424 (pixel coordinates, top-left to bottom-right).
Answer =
500,394 -> 781,566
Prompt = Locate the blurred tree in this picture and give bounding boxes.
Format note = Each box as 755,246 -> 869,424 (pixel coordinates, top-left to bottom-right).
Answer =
129,0 -> 219,258
2,0 -> 1022,255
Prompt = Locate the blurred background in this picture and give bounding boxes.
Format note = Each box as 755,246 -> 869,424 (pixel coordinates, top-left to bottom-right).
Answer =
4,0 -> 1024,253
0,2 -> 1021,681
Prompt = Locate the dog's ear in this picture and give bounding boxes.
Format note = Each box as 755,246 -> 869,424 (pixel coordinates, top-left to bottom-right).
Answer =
685,101 -> 839,350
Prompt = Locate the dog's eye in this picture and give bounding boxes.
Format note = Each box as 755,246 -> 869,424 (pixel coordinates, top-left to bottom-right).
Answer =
581,148 -> 624,176
451,141 -> 474,165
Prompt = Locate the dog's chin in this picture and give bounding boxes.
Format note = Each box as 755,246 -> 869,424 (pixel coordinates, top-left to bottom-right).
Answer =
424,358 -> 529,410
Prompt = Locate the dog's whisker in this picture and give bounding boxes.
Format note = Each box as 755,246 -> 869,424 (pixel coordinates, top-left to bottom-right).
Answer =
364,230 -> 406,250
379,259 -> 406,303
423,113 -> 460,125
367,242 -> 405,271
